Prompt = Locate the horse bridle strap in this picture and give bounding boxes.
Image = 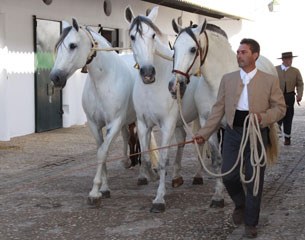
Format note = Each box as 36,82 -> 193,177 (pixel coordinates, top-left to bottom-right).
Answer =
83,27 -> 98,64
172,28 -> 209,82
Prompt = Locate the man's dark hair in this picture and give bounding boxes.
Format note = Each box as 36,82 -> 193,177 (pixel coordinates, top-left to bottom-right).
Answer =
240,38 -> 260,56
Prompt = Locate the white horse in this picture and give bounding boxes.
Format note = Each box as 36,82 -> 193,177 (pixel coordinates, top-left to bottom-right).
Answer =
49,19 -> 158,206
125,6 -> 224,212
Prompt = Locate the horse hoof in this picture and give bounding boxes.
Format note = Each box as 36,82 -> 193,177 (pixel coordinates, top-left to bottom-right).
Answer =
137,178 -> 148,185
172,176 -> 184,188
87,196 -> 102,207
101,190 -> 111,198
210,199 -> 225,208
192,177 -> 203,185
150,203 -> 165,213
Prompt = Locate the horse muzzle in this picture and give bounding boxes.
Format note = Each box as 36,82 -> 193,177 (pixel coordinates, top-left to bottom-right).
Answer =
168,78 -> 186,99
140,66 -> 156,84
49,70 -> 68,88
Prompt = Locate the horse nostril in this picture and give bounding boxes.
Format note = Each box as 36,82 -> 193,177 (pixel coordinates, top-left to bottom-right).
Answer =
152,67 -> 156,76
168,81 -> 173,91
140,66 -> 155,78
49,74 -> 60,86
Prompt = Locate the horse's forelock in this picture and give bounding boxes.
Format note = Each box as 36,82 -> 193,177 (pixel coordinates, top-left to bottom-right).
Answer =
54,26 -> 72,52
129,16 -> 162,37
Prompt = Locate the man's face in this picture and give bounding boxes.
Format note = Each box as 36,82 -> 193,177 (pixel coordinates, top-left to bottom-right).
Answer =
282,57 -> 293,67
236,44 -> 258,69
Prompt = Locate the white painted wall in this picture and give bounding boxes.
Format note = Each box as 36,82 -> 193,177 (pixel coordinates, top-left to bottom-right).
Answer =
0,0 -> 203,141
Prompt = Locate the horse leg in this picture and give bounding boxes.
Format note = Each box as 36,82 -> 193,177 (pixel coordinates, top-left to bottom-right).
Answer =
120,125 -> 132,169
87,119 -> 104,148
88,119 -> 122,206
151,124 -> 176,213
208,132 -> 225,208
192,117 -> 204,185
171,126 -> 186,188
127,122 -> 141,168
137,121 -> 158,185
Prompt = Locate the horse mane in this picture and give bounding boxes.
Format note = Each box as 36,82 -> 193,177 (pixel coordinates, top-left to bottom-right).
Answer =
54,25 -> 112,53
179,23 -> 228,40
129,16 -> 162,37
54,26 -> 72,52
206,24 -> 228,39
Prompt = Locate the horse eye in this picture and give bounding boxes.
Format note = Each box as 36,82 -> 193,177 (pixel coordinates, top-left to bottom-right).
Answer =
190,47 -> 197,54
69,43 -> 77,50
130,35 -> 135,41
152,33 -> 156,39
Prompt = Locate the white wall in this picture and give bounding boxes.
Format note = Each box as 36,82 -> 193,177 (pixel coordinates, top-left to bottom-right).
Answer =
0,0 -> 203,141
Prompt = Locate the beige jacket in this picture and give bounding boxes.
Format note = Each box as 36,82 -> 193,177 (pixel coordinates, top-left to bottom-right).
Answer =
276,65 -> 303,98
197,70 -> 286,140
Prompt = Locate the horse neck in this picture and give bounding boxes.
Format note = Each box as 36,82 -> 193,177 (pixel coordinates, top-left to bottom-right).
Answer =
153,35 -> 173,78
87,34 -> 122,81
155,36 -> 173,60
200,31 -> 238,93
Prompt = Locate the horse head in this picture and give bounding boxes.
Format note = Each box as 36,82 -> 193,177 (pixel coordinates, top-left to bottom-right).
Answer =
49,18 -> 92,88
125,6 -> 163,84
168,20 -> 208,98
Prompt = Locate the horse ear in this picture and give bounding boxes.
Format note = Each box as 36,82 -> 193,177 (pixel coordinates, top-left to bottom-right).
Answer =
172,19 -> 181,34
72,18 -> 79,32
199,19 -> 207,34
125,6 -> 134,24
147,6 -> 158,22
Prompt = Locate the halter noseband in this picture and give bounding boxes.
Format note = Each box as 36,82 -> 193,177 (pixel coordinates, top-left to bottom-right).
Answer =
172,28 -> 209,83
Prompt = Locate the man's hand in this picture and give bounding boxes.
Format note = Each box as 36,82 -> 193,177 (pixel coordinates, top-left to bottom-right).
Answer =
296,95 -> 302,106
254,113 -> 262,123
192,135 -> 205,145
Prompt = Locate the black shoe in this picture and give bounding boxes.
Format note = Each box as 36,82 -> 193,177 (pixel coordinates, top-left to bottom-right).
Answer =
232,207 -> 244,225
284,138 -> 291,145
244,225 -> 257,238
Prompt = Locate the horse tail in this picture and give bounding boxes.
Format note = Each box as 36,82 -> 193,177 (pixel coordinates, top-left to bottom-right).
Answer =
266,122 -> 280,165
149,131 -> 159,169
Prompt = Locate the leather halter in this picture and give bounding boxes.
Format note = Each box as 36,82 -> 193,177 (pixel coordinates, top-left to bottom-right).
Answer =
172,28 -> 209,83
80,26 -> 98,73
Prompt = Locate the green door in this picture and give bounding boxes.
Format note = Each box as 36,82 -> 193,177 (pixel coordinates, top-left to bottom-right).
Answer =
34,17 -> 62,132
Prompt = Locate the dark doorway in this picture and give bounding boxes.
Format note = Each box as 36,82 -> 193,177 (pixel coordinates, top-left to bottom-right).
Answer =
98,26 -> 119,48
33,17 -> 62,132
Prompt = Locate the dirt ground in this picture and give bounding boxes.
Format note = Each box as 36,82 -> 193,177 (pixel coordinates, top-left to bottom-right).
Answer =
1,106 -> 305,239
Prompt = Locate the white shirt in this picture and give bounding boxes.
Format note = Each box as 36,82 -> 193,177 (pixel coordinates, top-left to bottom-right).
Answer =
281,64 -> 290,71
236,68 -> 257,110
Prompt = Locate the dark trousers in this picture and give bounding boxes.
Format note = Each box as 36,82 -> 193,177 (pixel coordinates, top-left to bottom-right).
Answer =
278,92 -> 295,138
221,125 -> 268,226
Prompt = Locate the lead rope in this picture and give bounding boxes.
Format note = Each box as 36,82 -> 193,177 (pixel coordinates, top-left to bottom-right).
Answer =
239,114 -> 267,196
176,82 -> 267,196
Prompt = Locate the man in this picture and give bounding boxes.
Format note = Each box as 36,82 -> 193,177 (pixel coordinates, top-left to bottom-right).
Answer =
193,38 -> 286,238
276,52 -> 303,145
